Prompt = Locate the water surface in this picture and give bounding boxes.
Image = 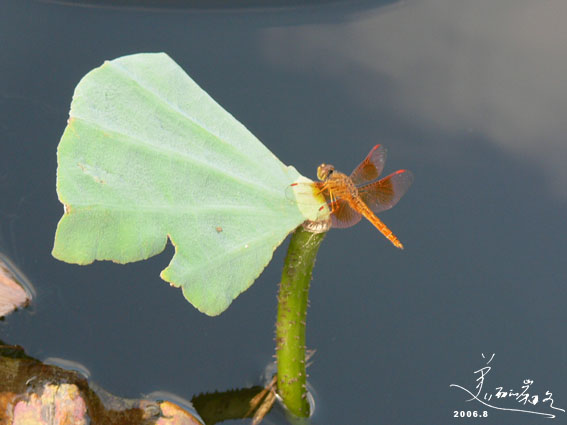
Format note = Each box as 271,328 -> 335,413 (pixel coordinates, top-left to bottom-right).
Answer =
1,1 -> 566,424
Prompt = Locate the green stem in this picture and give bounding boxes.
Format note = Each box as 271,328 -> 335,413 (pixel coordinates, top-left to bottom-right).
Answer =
276,224 -> 327,417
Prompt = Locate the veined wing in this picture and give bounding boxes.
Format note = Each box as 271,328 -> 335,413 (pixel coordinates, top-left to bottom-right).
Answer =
349,144 -> 387,186
314,182 -> 362,228
357,169 -> 413,214
329,198 -> 363,228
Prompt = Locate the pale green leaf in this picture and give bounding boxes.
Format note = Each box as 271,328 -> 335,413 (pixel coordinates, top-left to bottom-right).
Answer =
53,53 -> 327,316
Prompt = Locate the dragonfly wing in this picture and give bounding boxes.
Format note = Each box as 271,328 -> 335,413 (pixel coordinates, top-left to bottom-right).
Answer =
349,144 -> 387,185
358,169 -> 413,214
329,198 -> 363,228
313,182 -> 362,228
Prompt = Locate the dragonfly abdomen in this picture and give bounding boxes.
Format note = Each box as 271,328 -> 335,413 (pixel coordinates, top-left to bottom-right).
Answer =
351,197 -> 404,249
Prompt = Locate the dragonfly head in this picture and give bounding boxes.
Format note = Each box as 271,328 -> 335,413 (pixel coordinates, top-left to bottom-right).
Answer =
317,163 -> 335,181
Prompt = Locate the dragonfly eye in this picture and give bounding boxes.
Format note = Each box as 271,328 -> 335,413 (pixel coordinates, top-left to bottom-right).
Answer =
316,164 -> 334,181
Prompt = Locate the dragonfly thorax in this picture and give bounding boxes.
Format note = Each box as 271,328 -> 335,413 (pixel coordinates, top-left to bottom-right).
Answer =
319,164 -> 359,199
330,172 -> 358,198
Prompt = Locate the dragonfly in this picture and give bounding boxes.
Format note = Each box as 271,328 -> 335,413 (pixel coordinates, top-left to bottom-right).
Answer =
310,145 -> 413,249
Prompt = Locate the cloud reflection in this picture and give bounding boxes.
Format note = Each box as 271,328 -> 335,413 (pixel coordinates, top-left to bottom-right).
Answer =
262,0 -> 567,198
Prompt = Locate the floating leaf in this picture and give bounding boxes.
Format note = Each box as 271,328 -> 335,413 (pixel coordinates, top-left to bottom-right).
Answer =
52,53 -> 327,316
0,254 -> 34,318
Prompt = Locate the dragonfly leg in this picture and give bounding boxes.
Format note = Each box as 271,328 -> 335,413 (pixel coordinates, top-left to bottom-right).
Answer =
328,188 -> 339,213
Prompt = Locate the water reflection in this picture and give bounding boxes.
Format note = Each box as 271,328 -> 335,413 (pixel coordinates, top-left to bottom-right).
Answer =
43,356 -> 91,379
262,0 -> 567,199
39,0 -> 381,12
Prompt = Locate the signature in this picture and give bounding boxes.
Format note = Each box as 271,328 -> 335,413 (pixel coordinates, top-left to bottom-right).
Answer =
450,353 -> 565,419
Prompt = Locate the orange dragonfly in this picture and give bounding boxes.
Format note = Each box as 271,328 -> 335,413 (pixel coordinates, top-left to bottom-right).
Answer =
313,145 -> 413,249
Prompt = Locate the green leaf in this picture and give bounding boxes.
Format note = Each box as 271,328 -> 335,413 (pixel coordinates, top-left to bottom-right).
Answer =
52,53 -> 327,316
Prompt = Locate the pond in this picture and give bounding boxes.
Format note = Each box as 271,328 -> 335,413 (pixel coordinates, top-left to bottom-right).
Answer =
1,0 -> 566,424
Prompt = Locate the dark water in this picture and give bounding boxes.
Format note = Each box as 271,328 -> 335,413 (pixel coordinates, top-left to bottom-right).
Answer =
2,0 -> 567,424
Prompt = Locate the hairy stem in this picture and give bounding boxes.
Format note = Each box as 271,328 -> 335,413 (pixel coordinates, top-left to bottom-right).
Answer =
275,225 -> 327,417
